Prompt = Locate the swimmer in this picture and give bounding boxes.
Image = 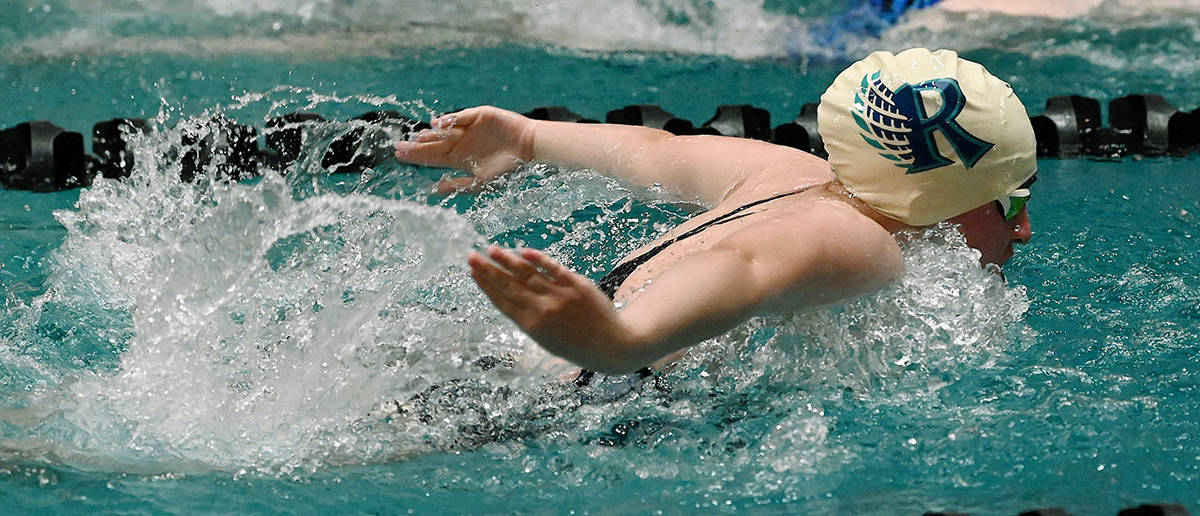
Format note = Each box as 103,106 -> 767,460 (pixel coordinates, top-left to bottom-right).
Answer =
394,48 -> 1036,376
874,0 -> 1099,20
804,0 -> 1186,58
934,0 -> 1196,19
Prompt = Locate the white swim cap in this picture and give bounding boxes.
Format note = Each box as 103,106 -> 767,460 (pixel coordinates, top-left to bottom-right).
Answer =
817,48 -> 1036,226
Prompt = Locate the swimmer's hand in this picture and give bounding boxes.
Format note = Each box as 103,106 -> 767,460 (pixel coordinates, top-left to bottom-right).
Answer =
468,246 -> 651,375
394,106 -> 535,195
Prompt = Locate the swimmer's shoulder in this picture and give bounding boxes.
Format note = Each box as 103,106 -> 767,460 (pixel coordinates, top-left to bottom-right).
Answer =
720,150 -> 834,206
713,187 -> 906,311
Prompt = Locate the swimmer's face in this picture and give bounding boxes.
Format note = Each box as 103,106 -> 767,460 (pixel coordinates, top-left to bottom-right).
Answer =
947,202 -> 1032,266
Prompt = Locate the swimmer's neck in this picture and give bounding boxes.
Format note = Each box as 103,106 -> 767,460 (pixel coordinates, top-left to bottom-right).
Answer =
821,180 -> 916,234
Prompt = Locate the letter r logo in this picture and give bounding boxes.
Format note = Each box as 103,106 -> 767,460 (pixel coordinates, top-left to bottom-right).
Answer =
891,78 -> 994,174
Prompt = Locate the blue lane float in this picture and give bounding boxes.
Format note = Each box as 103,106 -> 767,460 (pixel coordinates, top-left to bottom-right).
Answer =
3,93 -> 1200,192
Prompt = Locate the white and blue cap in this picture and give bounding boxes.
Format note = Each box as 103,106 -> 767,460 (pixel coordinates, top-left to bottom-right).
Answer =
818,48 -> 1037,226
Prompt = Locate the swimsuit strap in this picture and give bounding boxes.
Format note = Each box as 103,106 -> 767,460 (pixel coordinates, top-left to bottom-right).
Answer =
597,183 -> 825,298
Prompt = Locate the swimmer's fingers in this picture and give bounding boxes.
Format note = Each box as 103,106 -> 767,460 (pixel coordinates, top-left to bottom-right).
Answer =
471,248 -> 622,365
398,107 -> 534,196
394,130 -> 460,167
434,176 -> 484,195
485,246 -> 553,294
394,108 -> 483,165
468,252 -> 539,313
410,128 -> 449,144
518,248 -> 582,288
432,108 -> 480,130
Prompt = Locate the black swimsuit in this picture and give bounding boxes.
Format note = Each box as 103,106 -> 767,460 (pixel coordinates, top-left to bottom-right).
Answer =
574,183 -> 822,390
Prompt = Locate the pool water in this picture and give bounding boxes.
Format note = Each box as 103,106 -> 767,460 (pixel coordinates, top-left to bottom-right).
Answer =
2,1 -> 1199,513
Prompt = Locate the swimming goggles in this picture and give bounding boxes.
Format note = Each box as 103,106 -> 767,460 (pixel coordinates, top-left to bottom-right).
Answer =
996,173 -> 1036,221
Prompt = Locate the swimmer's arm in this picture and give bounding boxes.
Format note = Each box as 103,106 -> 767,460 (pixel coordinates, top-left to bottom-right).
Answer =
467,246 -> 769,375
395,106 -> 823,205
469,205 -> 902,374
531,119 -> 826,204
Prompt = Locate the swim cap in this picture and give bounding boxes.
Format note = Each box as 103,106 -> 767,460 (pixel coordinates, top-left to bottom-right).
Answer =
817,48 -> 1036,226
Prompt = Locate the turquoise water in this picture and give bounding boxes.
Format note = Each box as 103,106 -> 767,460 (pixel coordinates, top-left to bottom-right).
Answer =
3,1 -> 1200,514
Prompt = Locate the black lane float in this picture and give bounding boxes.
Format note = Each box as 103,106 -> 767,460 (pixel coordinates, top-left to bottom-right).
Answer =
2,93 -> 1198,192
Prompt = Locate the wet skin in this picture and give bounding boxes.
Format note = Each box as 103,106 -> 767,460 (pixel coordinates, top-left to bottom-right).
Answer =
948,202 -> 1033,266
